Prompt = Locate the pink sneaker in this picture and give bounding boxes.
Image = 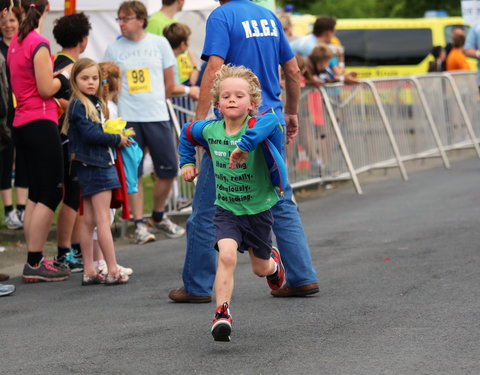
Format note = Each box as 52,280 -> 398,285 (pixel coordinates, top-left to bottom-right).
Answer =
266,247 -> 285,291
211,302 -> 232,342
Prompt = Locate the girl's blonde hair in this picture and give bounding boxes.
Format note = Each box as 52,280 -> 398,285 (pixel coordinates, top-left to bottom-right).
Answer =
211,65 -> 261,117
62,58 -> 106,135
99,61 -> 122,119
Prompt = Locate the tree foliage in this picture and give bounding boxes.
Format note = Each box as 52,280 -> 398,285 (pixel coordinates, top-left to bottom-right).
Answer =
278,0 -> 462,18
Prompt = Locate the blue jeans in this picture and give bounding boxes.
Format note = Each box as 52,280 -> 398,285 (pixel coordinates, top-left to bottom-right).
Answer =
182,153 -> 318,296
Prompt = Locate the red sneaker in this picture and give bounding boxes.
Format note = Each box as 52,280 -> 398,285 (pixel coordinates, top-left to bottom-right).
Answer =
211,302 -> 232,342
267,247 -> 285,290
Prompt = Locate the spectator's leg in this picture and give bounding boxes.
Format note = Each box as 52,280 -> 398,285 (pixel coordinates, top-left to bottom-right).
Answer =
182,153 -> 217,296
153,175 -> 174,212
271,182 -> 318,288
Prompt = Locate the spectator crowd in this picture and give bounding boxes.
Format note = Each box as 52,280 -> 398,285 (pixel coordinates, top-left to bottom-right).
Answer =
2,0 -> 478,341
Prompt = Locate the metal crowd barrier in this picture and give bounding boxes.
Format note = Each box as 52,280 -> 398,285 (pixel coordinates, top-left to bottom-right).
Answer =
416,72 -> 480,157
164,95 -> 199,216
367,76 -> 449,168
162,71 -> 480,212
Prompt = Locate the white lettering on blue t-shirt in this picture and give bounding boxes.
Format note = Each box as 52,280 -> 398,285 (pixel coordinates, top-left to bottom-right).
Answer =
242,19 -> 278,39
242,21 -> 253,38
260,19 -> 270,36
251,20 -> 261,37
270,19 -> 278,37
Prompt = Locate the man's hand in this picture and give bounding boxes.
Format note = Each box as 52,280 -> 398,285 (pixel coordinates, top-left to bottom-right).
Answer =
284,114 -> 299,144
229,148 -> 249,169
181,165 -> 199,182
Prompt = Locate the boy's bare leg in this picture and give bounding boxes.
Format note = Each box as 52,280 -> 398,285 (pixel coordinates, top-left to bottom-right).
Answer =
248,248 -> 276,277
214,238 -> 238,307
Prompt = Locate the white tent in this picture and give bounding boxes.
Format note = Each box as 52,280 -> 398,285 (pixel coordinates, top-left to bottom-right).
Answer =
44,0 -> 218,61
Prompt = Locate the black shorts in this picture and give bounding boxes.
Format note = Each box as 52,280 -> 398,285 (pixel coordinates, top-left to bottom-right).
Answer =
128,121 -> 178,178
213,206 -> 273,260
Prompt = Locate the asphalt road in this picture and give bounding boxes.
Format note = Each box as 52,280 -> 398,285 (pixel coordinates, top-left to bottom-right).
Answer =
1,156 -> 480,375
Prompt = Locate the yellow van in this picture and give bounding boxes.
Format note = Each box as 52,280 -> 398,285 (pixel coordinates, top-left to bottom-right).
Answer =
291,15 -> 472,78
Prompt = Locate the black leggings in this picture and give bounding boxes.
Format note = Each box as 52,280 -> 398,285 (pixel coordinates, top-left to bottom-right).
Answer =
13,120 -> 63,211
0,126 -> 28,190
61,135 -> 80,211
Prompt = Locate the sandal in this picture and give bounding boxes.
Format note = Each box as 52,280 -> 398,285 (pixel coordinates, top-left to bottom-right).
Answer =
82,273 -> 105,286
105,273 -> 129,285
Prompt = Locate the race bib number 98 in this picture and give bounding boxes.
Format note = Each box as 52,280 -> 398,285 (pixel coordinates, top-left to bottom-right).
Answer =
127,68 -> 151,94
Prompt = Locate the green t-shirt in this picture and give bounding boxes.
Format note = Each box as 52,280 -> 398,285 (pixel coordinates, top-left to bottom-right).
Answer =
146,12 -> 176,36
203,118 -> 279,215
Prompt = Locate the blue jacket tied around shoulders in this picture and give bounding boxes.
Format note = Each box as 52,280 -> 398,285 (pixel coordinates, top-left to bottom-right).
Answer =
178,108 -> 288,198
67,96 -> 121,168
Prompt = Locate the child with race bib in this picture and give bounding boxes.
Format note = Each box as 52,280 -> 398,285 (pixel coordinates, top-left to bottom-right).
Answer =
179,65 -> 287,342
63,58 -> 132,286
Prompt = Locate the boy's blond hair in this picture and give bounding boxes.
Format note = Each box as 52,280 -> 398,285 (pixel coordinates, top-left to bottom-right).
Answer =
211,65 -> 261,117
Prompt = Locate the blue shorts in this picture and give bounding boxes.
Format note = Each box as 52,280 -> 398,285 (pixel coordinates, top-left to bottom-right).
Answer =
128,121 -> 178,178
75,163 -> 120,197
213,206 -> 273,260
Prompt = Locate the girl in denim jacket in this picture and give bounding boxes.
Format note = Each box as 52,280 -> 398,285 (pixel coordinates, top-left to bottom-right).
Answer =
64,58 -> 131,286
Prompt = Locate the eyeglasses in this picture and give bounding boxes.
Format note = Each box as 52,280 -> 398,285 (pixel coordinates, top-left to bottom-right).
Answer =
115,16 -> 137,23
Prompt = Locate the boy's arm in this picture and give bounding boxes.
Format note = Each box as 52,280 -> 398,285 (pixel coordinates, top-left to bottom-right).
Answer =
236,112 -> 281,152
181,164 -> 199,182
229,148 -> 249,169
178,120 -> 210,167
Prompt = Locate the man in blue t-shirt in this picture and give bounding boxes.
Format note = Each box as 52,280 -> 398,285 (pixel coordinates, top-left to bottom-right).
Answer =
168,0 -> 319,302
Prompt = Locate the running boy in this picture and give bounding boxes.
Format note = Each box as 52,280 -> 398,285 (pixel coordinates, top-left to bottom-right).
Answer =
178,65 -> 287,342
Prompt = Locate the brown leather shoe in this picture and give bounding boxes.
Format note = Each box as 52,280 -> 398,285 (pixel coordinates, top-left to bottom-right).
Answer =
270,283 -> 319,297
0,273 -> 9,282
168,287 -> 212,303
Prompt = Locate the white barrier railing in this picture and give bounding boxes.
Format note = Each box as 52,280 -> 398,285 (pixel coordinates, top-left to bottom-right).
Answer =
164,71 -> 480,209
416,72 -> 480,157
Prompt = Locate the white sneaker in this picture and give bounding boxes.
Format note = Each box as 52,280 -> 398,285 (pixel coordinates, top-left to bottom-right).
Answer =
4,210 -> 23,230
147,216 -> 185,239
135,223 -> 156,245
17,209 -> 25,224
